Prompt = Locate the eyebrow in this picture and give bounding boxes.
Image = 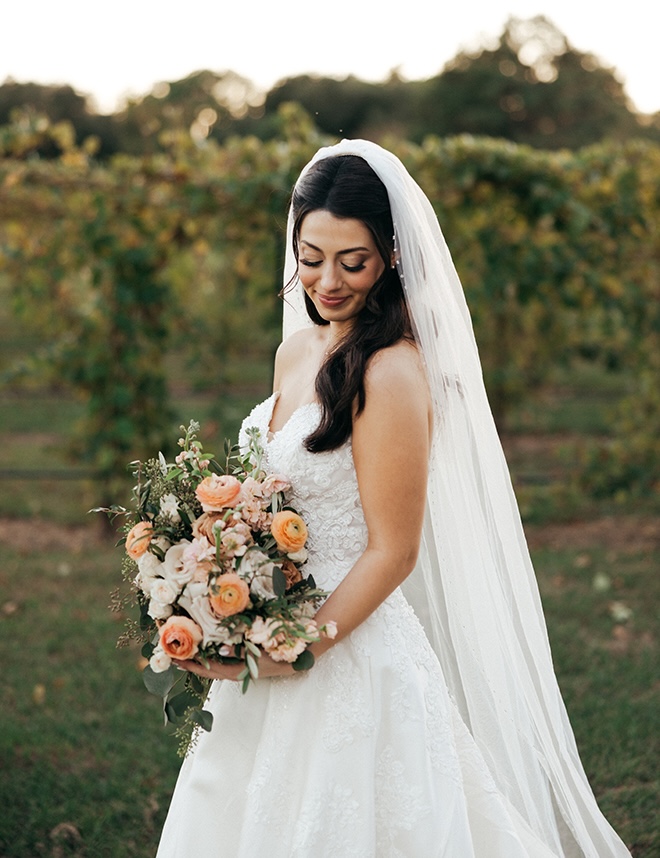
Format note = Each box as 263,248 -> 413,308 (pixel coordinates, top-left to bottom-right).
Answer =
300,240 -> 370,254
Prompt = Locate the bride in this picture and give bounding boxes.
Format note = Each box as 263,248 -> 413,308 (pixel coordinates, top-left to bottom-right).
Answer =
156,141 -> 630,857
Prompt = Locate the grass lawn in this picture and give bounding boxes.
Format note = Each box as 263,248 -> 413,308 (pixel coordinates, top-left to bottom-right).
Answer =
1,361 -> 658,856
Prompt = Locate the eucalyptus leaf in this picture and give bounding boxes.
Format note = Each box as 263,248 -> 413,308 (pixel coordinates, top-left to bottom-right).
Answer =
164,701 -> 181,725
293,649 -> 315,672
141,641 -> 155,659
272,566 -> 287,597
143,664 -> 177,697
246,653 -> 260,679
139,599 -> 154,631
189,673 -> 206,695
168,689 -> 198,716
191,708 -> 214,732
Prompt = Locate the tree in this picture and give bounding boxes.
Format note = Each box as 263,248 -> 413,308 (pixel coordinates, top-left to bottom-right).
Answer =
0,80 -> 119,157
415,16 -> 652,148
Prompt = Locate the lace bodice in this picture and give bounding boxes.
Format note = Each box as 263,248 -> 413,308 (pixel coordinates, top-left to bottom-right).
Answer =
239,393 -> 368,589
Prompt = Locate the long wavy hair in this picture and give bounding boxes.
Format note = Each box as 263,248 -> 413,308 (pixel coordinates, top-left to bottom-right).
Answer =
287,154 -> 413,452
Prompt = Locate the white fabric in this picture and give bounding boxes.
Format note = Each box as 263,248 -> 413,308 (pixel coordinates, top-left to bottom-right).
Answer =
280,140 -> 630,858
158,395 -> 560,857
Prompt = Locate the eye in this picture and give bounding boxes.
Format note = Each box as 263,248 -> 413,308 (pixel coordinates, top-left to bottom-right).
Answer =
342,262 -> 366,272
300,259 -> 322,268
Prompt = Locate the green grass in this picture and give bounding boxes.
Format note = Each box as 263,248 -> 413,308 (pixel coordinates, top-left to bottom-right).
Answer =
1,544 -> 180,857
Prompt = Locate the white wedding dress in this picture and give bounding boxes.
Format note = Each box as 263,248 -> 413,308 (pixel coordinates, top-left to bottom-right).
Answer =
156,394 -> 563,857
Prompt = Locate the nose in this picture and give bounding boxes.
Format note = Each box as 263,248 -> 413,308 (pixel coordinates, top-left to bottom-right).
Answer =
319,262 -> 341,292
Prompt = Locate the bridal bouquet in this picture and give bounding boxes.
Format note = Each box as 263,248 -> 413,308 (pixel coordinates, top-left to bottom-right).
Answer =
99,420 -> 335,749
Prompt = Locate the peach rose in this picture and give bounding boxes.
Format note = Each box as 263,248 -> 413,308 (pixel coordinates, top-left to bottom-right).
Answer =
209,573 -> 251,618
192,512 -> 225,543
158,615 -> 203,660
260,473 -> 291,496
281,559 -> 303,589
126,521 -> 154,560
270,511 -> 308,554
195,474 -> 242,512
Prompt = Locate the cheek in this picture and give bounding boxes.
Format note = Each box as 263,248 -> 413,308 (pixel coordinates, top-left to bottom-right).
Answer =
354,265 -> 384,295
297,263 -> 315,289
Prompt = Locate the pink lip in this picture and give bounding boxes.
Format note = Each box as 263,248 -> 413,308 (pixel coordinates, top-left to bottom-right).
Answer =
317,294 -> 349,307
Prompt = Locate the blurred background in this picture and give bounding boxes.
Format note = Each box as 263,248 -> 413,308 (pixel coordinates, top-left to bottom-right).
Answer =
0,3 -> 658,856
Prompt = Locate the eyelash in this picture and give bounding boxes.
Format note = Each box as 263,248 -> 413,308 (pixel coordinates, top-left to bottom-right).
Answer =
300,260 -> 366,272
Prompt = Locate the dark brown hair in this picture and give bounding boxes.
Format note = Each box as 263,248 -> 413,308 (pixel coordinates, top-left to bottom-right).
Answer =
288,154 -> 413,452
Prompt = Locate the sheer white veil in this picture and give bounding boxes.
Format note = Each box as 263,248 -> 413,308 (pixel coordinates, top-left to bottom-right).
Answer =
282,139 -> 630,858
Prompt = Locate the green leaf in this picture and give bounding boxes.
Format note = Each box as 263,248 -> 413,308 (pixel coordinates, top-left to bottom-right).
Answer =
272,566 -> 287,597
141,641 -> 155,659
164,701 -> 181,725
168,689 -> 198,716
188,673 -> 206,695
165,467 -> 183,481
193,709 -> 214,732
143,664 -> 177,697
293,649 -> 315,672
246,653 -> 260,680
139,599 -> 155,631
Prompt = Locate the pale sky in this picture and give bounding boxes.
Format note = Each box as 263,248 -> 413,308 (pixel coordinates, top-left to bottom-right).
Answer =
3,0 -> 658,114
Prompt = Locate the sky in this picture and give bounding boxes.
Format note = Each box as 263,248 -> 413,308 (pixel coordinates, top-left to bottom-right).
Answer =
3,0 -> 658,114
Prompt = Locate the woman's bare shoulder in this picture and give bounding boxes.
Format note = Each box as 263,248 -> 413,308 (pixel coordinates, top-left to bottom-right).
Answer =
273,326 -> 325,388
365,339 -> 428,399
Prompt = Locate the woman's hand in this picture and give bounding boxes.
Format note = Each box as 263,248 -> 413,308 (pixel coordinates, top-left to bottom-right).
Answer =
172,652 -> 296,682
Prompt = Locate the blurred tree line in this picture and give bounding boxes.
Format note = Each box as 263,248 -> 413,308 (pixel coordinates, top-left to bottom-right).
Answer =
1,107 -> 658,501
1,17 -> 658,158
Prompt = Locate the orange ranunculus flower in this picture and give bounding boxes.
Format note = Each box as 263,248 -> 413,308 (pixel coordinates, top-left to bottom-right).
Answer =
195,474 -> 242,512
125,520 -> 154,560
158,615 -> 203,660
271,511 -> 308,554
209,573 -> 250,618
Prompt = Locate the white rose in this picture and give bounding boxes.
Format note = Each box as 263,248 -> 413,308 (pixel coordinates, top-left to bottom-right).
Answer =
135,551 -> 163,595
162,542 -> 193,590
287,547 -> 308,563
240,550 -> 276,600
159,493 -> 181,523
148,598 -> 173,620
149,646 -> 172,673
150,578 -> 178,606
178,582 -> 234,646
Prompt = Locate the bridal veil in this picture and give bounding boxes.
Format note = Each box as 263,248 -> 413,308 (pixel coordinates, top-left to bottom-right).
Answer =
282,139 -> 630,858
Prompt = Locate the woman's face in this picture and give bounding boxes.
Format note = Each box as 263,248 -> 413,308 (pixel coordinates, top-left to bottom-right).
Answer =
297,210 -> 386,327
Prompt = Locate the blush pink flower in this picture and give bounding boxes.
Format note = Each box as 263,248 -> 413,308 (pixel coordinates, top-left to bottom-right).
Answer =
261,473 -> 291,496
195,474 -> 242,512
